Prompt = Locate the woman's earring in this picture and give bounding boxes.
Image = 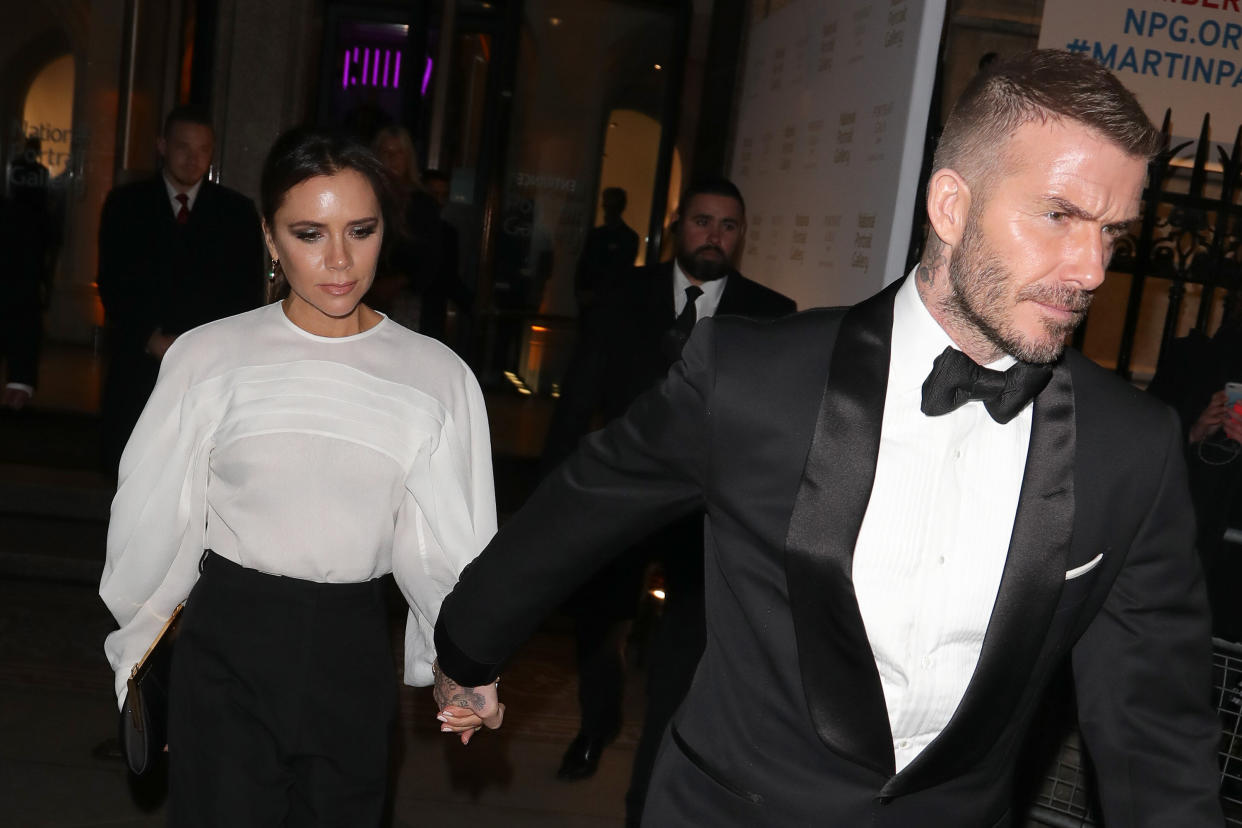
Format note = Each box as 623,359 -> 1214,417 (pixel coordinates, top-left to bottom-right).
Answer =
268,258 -> 279,282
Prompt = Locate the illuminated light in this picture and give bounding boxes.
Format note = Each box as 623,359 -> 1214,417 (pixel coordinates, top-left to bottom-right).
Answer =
549,16 -> 562,26
503,371 -> 518,381
651,589 -> 666,600
517,387 -> 532,396
422,55 -> 434,96
530,325 -> 548,332
362,48 -> 370,86
382,50 -> 391,87
654,63 -> 663,71
394,51 -> 401,88
372,48 -> 380,85
609,121 -> 618,128
353,47 -> 360,85
343,50 -> 351,88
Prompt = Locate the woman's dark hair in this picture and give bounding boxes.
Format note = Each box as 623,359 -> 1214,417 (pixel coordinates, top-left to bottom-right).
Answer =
259,128 -> 402,300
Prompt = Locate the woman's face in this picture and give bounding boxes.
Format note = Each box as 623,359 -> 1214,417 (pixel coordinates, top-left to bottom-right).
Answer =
264,169 -> 383,337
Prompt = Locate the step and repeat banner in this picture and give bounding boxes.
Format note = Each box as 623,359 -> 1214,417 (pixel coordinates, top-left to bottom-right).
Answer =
728,0 -> 946,310
1038,0 -> 1242,148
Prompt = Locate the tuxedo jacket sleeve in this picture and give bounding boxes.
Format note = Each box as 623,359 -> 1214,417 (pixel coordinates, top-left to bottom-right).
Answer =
436,313 -> 725,679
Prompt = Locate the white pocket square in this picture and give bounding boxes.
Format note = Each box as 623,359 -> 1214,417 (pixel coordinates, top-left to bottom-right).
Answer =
1065,553 -> 1103,581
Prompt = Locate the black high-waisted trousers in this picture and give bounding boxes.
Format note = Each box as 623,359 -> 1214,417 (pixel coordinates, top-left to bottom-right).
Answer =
167,552 -> 395,827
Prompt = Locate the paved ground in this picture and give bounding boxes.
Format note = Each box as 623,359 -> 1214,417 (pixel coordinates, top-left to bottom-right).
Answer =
0,551 -> 649,828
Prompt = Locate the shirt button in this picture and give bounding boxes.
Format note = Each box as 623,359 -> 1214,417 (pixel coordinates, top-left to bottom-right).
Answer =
938,556 -> 946,565
921,655 -> 933,668
953,449 -> 962,459
896,739 -> 911,750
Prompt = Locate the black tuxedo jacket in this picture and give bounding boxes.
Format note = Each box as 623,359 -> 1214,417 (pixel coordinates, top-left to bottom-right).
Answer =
436,279 -> 1223,826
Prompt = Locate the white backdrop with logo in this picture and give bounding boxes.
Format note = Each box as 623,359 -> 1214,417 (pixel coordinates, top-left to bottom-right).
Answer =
728,0 -> 946,310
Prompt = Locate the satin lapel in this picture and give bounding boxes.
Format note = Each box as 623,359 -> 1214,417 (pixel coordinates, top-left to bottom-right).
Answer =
783,279 -> 901,777
884,359 -> 1076,797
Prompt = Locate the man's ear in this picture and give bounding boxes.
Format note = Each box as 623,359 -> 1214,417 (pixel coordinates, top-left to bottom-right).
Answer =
925,168 -> 972,249
156,137 -> 167,158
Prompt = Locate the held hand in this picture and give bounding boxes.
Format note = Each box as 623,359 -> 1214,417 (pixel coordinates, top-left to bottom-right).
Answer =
1189,390 -> 1229,444
433,660 -> 504,745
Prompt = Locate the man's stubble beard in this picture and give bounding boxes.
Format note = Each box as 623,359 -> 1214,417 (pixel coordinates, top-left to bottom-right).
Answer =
942,214 -> 1092,365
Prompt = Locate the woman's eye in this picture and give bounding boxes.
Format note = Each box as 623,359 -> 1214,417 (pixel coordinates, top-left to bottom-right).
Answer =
350,226 -> 376,239
295,230 -> 322,242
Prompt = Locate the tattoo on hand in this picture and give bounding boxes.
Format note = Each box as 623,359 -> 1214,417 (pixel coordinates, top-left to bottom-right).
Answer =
433,662 -> 488,713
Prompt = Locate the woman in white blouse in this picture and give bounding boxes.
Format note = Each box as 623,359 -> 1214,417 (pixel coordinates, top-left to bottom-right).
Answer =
101,129 -> 502,825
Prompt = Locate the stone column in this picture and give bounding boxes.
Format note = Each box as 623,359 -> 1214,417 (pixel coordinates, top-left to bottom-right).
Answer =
210,0 -> 320,201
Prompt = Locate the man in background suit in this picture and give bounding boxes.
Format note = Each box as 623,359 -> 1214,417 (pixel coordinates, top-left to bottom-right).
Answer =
433,51 -> 1223,826
542,178 -> 794,801
573,186 -> 640,311
97,106 -> 264,473
1,136 -> 55,410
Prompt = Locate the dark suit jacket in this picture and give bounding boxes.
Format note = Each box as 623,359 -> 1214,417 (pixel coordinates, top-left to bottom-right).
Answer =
97,176 -> 264,469
544,262 -> 795,619
0,194 -> 48,387
544,261 -> 797,467
436,278 -> 1222,826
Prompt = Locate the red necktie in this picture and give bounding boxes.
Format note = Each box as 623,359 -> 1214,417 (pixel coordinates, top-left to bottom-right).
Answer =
175,193 -> 190,225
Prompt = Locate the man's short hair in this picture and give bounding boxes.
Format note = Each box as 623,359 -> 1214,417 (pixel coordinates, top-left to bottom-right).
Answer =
163,105 -> 213,138
932,50 -> 1163,196
678,177 -> 745,217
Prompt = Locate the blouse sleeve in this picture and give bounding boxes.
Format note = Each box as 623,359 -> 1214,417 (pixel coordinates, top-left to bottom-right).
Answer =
392,361 -> 498,686
99,338 -> 217,708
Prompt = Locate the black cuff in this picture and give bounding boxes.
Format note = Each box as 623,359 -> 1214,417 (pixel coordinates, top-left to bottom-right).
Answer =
433,615 -> 502,687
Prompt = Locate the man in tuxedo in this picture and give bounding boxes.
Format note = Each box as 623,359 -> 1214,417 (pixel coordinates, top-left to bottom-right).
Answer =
97,106 -> 264,473
432,51 -> 1223,826
542,178 -> 794,792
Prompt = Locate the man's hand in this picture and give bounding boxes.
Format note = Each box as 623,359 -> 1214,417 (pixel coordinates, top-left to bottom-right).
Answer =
432,660 -> 504,745
0,387 -> 31,411
145,330 -> 178,360
1189,390 -> 1242,444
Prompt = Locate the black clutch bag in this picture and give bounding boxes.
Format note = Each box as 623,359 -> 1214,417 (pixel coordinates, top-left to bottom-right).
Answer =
118,603 -> 183,775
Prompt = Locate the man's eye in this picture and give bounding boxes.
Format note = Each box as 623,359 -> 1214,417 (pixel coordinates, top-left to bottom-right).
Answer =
1045,212 -> 1066,222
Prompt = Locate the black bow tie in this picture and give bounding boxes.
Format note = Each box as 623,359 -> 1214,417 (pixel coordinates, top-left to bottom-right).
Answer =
920,346 -> 1052,425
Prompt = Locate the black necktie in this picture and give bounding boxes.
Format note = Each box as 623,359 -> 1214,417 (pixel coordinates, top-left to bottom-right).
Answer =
175,193 -> 190,225
920,346 -> 1052,425
662,285 -> 704,362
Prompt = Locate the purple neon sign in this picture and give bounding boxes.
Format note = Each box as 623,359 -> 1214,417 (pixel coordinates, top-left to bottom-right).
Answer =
342,46 -> 403,89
